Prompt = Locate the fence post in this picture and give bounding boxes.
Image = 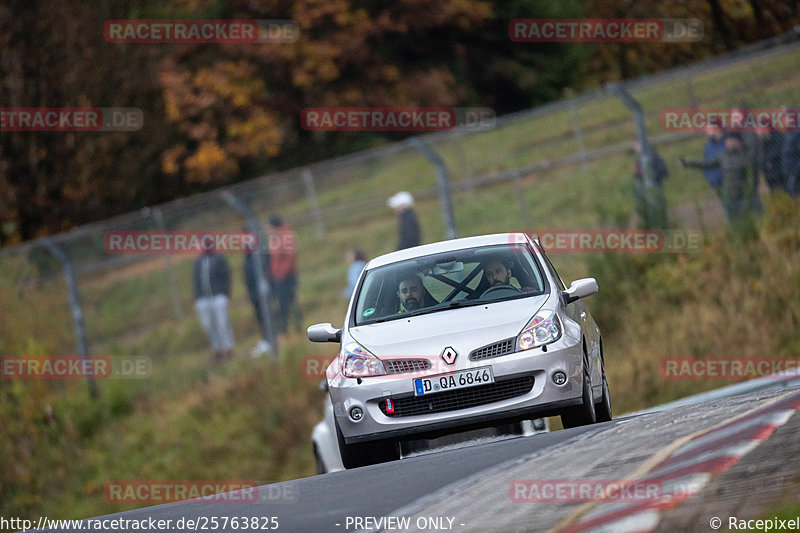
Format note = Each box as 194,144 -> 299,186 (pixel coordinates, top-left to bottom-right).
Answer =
220,191 -> 279,358
408,137 -> 457,240
685,73 -> 698,108
41,238 -> 98,399
151,207 -> 183,320
566,88 -> 589,174
454,138 -> 474,197
301,169 -> 325,237
607,82 -> 668,229
512,170 -> 532,230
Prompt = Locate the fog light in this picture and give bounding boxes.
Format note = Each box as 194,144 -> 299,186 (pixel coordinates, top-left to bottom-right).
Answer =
552,371 -> 567,385
349,406 -> 363,421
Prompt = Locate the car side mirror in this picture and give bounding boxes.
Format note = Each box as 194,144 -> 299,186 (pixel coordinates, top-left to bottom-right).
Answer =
563,278 -> 598,304
308,323 -> 342,343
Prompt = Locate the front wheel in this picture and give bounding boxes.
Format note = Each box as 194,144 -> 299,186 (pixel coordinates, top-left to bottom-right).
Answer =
335,420 -> 400,469
595,361 -> 613,423
560,351 -> 596,429
313,444 -> 326,475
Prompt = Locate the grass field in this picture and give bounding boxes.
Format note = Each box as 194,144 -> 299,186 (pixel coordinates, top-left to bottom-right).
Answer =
2,44 -> 800,519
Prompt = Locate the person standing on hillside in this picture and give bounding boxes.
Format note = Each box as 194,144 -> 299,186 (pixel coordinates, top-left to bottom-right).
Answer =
783,128 -> 800,197
343,248 -> 367,300
267,216 -> 299,335
730,105 -> 763,213
681,133 -> 756,221
754,125 -> 786,194
387,191 -> 420,250
243,234 -> 272,357
700,125 -> 726,201
193,239 -> 234,363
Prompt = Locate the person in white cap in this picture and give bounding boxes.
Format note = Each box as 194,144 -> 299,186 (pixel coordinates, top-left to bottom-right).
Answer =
387,191 -> 421,250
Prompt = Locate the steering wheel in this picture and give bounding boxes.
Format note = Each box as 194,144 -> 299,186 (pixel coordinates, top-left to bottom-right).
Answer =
480,284 -> 522,299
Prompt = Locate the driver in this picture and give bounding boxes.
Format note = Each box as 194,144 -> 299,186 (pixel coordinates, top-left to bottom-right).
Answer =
397,274 -> 426,313
483,259 -> 513,287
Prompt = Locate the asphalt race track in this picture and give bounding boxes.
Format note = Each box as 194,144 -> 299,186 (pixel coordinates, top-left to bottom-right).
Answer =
38,375 -> 800,533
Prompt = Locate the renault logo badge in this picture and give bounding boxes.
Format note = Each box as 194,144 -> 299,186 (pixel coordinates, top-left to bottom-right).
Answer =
441,347 -> 458,365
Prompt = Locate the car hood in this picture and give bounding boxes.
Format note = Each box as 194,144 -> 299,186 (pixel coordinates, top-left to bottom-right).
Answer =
349,294 -> 550,358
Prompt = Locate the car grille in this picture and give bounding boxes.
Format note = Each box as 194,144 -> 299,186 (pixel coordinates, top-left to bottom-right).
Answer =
379,376 -> 534,417
469,338 -> 515,361
385,359 -> 432,374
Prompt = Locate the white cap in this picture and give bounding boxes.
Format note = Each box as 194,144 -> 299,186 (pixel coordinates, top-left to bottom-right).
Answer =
387,191 -> 414,209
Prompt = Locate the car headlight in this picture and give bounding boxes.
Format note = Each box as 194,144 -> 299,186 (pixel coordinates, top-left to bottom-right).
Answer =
341,342 -> 387,378
517,311 -> 562,351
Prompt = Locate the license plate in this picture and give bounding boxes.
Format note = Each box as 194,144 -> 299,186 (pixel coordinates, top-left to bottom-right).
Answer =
414,367 -> 494,396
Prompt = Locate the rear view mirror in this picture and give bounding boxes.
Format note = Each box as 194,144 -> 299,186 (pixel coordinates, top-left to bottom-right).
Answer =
434,260 -> 464,275
308,323 -> 342,343
563,278 -> 598,304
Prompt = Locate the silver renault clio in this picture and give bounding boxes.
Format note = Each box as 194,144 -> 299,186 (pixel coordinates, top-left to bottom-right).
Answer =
308,233 -> 611,469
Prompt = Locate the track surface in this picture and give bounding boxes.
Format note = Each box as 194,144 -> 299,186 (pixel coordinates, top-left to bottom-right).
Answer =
39,376 -> 800,533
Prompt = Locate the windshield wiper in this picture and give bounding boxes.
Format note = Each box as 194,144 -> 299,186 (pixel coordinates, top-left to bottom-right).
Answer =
446,300 -> 485,309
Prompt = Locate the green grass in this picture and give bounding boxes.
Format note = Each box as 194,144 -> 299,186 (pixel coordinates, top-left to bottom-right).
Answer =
3,45 -> 800,520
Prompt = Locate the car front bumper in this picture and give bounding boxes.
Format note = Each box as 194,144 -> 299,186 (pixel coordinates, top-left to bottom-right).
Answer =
329,335 -> 585,444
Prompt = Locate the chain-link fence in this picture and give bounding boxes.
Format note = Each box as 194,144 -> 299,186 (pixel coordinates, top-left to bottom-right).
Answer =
2,31 -> 799,368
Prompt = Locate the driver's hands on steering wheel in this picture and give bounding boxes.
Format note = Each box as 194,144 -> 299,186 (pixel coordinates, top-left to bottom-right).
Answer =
480,284 -> 522,299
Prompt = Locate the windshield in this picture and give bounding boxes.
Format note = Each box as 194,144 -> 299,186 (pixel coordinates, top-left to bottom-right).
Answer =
353,243 -> 547,325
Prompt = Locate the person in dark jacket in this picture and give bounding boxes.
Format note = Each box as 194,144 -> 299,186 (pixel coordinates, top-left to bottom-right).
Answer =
782,129 -> 800,197
700,125 -> 726,198
730,105 -> 763,212
387,191 -> 421,250
193,239 -> 234,362
243,238 -> 272,356
754,125 -> 786,193
682,133 -> 758,221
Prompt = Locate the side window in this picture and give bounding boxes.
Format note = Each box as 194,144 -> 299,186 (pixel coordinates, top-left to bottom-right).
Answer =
541,250 -> 566,291
515,249 -> 545,292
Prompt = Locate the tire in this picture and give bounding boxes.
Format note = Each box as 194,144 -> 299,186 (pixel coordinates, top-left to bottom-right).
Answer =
560,348 -> 597,429
313,444 -> 327,475
595,358 -> 613,423
335,419 -> 400,469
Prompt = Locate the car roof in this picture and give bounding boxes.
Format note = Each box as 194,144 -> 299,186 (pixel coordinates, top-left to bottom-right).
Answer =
365,233 -> 531,269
